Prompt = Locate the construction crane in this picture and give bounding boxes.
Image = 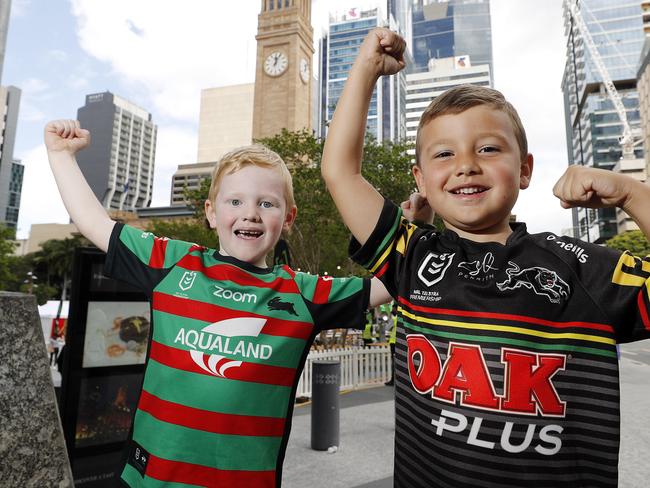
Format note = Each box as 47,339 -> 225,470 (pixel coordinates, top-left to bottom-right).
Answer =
564,0 -> 643,160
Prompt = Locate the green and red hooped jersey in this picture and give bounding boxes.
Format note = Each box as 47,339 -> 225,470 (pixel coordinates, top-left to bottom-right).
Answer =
104,223 -> 369,488
351,198 -> 650,488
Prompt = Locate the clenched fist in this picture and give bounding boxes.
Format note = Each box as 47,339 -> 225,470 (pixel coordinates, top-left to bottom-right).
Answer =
552,165 -> 632,210
44,119 -> 90,155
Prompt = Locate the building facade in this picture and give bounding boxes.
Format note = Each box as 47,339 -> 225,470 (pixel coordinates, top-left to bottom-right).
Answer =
76,91 -> 157,211
319,6 -> 407,142
410,0 -> 493,84
170,162 -> 214,206
562,0 -> 645,242
0,0 -> 10,84
0,85 -> 21,231
252,0 -> 314,140
405,56 -> 491,144
197,84 -> 254,165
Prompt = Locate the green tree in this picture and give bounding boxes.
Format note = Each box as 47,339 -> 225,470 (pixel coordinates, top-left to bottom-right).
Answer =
0,225 -> 19,290
33,236 -> 88,311
605,230 -> 650,256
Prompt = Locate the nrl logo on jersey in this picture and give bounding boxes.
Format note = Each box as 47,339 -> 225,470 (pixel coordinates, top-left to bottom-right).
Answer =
178,271 -> 197,291
417,252 -> 455,287
174,317 -> 272,378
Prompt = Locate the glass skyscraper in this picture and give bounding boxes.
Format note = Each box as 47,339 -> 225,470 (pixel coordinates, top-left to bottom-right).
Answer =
562,0 -> 644,242
319,5 -> 408,142
410,0 -> 493,83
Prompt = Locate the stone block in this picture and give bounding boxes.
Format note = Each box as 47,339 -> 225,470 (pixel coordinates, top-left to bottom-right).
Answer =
0,292 -> 73,487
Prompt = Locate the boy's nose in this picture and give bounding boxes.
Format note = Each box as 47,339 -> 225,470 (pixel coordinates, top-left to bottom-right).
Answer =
242,206 -> 261,222
454,156 -> 480,176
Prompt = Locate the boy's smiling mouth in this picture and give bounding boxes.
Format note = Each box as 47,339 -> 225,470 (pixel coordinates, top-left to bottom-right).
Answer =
235,229 -> 264,239
449,185 -> 489,195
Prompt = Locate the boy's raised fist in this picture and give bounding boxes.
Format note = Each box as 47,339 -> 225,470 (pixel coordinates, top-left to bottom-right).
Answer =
44,119 -> 90,154
359,28 -> 406,76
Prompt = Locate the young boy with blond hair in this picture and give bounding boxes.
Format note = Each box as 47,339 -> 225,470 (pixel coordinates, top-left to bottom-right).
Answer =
321,28 -> 650,487
45,120 -> 396,487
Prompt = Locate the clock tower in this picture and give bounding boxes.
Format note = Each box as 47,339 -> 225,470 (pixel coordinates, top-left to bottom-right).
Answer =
252,0 -> 314,140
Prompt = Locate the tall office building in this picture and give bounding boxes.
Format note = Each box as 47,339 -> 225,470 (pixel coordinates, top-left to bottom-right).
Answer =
562,0 -> 645,242
410,0 -> 493,84
76,91 -> 157,211
319,6 -> 407,142
0,0 -> 10,84
405,56 -> 491,144
0,85 -> 21,231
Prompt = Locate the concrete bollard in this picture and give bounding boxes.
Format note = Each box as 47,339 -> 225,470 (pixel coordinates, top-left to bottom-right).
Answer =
0,292 -> 74,487
310,360 -> 341,451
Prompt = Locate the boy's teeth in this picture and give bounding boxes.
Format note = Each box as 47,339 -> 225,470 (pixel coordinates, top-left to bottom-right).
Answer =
455,187 -> 484,195
236,230 -> 262,237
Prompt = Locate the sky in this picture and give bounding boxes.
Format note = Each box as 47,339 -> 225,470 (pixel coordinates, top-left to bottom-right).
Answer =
3,0 -> 571,240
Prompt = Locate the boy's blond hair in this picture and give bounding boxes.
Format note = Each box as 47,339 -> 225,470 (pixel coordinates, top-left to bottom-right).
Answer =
415,85 -> 528,166
207,144 -> 295,210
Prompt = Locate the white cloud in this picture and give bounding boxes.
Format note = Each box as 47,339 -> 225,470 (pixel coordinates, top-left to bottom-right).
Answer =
70,0 -> 260,123
15,144 -> 70,240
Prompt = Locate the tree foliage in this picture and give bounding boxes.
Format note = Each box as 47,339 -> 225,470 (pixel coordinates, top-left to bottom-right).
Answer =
0,225 -> 19,290
605,230 -> 650,256
147,129 -> 419,276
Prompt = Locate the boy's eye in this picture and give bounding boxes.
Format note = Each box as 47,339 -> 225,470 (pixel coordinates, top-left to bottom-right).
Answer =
260,201 -> 274,209
479,146 -> 499,153
230,199 -> 241,206
434,151 -> 453,159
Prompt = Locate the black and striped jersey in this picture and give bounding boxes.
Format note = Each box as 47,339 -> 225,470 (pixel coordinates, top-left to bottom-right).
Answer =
351,198 -> 650,488
104,223 -> 369,487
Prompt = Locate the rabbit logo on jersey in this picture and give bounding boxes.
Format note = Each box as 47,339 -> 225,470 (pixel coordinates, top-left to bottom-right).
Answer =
174,317 -> 271,378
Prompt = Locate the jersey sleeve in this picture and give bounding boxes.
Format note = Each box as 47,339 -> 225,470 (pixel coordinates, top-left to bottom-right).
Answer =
605,250 -> 650,343
349,198 -> 420,298
103,223 -> 197,296
294,273 -> 370,332
578,244 -> 650,343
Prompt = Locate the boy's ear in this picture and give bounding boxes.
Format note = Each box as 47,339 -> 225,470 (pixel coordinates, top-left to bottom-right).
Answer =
204,199 -> 217,229
283,205 -> 298,232
519,153 -> 534,190
412,165 -> 426,198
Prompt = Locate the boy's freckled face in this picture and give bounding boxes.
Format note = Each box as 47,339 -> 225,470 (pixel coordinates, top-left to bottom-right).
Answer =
413,105 -> 533,241
205,165 -> 296,268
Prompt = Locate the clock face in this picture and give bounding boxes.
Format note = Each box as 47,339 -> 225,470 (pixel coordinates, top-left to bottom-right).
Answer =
264,51 -> 288,77
299,58 -> 310,83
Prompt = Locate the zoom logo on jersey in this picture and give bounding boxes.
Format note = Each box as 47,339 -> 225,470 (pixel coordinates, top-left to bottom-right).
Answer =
179,271 -> 197,291
174,317 -> 271,378
213,284 -> 257,304
417,252 -> 455,287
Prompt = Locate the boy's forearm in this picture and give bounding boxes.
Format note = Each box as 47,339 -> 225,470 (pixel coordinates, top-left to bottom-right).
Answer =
48,151 -> 115,252
322,61 -> 379,181
321,60 -> 385,244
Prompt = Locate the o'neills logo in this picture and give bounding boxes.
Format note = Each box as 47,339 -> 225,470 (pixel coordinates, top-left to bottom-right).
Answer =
174,317 -> 272,378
